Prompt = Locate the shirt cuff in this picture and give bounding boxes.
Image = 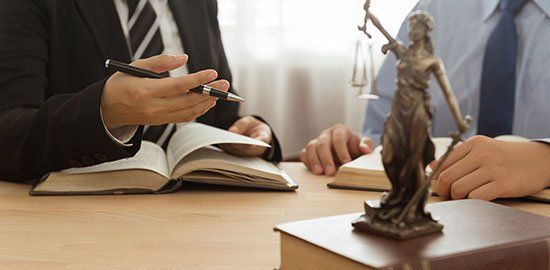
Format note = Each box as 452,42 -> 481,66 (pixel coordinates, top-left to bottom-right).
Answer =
99,108 -> 137,147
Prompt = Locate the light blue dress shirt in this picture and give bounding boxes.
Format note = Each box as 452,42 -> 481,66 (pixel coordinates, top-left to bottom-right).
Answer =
363,0 -> 550,145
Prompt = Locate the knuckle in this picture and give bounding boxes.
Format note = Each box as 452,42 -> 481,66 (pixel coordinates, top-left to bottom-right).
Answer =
317,139 -> 330,150
306,140 -> 318,149
332,135 -> 346,144
174,80 -> 186,92
450,182 -> 466,199
318,132 -> 330,142
241,116 -> 254,125
438,171 -> 452,185
470,135 -> 487,144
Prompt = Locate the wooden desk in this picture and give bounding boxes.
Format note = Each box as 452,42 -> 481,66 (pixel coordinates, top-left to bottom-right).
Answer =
0,163 -> 548,269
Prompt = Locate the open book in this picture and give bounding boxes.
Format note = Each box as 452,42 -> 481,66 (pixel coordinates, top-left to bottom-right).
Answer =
329,136 -> 550,203
31,123 -> 298,195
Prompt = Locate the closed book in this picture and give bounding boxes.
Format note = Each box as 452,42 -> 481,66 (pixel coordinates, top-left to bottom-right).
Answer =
275,200 -> 550,270
329,137 -> 550,203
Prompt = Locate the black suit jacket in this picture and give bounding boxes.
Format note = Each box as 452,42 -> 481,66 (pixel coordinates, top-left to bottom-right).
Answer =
0,0 -> 281,182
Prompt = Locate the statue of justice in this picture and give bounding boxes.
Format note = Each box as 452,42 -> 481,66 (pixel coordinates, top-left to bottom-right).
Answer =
351,0 -> 471,239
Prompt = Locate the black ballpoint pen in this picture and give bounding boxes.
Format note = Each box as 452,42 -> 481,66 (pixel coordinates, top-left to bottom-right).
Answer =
105,59 -> 244,102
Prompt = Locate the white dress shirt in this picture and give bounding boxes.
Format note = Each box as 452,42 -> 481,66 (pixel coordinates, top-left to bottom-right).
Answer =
363,0 -> 550,145
103,0 -> 189,145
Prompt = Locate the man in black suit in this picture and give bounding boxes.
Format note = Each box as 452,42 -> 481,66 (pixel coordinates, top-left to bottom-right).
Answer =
0,0 -> 281,182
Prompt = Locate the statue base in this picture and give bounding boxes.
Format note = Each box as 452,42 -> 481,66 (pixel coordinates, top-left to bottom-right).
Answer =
351,200 -> 443,240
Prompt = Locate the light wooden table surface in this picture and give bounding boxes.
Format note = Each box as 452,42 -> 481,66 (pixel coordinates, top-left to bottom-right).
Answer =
0,162 -> 548,269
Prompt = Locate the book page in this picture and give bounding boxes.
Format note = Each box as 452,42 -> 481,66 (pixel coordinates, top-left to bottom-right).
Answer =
495,135 -> 530,142
342,146 -> 384,175
172,146 -> 280,179
341,137 -> 453,175
166,123 -> 271,173
60,141 -> 170,179
171,146 -> 298,189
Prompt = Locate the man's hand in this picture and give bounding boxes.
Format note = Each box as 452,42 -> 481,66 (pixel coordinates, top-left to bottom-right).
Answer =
219,116 -> 272,157
433,136 -> 550,201
299,124 -> 375,176
101,54 -> 228,129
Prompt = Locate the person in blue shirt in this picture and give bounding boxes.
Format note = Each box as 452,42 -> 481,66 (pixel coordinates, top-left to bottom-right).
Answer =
300,0 -> 550,201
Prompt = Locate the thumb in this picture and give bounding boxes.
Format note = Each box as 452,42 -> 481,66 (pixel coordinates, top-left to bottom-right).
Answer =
359,137 -> 375,154
132,54 -> 188,73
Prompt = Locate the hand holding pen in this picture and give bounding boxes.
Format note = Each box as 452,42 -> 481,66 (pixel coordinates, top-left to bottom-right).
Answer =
105,59 -> 244,102
100,54 -> 238,130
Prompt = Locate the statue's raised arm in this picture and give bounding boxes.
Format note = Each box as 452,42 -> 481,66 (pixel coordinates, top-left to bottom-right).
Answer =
433,59 -> 469,133
358,0 -> 404,57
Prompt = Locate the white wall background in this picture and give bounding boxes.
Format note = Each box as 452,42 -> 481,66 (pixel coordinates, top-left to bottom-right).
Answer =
218,0 -> 419,158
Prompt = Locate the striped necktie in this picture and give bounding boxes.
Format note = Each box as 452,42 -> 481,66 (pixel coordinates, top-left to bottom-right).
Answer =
477,0 -> 528,137
127,0 -> 175,148
128,0 -> 164,59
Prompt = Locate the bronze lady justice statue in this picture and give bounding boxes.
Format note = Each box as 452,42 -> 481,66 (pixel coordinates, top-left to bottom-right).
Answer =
352,1 -> 469,239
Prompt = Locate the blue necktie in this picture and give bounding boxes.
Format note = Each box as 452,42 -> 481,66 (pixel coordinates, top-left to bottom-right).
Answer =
477,0 -> 528,137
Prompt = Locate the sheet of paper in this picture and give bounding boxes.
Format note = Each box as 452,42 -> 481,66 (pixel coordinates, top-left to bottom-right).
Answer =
166,123 -> 270,172
60,141 -> 170,178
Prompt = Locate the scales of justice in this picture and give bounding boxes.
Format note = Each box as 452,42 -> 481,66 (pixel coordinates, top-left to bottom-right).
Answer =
350,0 -> 471,239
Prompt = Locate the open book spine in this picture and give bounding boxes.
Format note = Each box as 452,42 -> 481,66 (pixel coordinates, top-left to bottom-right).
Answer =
156,179 -> 184,194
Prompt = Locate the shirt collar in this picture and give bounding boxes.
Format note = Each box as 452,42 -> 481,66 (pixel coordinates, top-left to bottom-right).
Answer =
482,0 -> 500,21
483,0 -> 550,21
533,0 -> 550,18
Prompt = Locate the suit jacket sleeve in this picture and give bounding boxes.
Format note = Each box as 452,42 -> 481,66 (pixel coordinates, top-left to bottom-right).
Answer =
0,0 -> 141,182
206,0 -> 282,162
